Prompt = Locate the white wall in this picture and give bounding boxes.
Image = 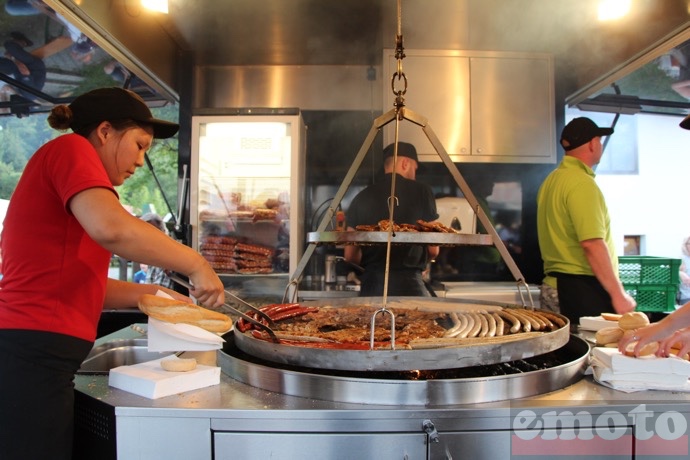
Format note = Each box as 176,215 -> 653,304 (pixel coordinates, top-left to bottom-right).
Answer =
597,113 -> 690,258
0,199 -> 8,234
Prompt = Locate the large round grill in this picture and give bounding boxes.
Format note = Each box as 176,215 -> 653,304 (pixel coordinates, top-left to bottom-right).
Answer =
219,297 -> 590,405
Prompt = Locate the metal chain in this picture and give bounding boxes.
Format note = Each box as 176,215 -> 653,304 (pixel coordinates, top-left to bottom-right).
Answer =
391,0 -> 407,116
380,0 -> 406,315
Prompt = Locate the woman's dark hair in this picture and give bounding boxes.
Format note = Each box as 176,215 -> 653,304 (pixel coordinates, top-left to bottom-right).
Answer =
47,104 -> 147,138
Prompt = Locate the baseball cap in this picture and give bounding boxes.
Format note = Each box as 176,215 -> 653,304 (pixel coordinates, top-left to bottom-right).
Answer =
69,87 -> 179,139
560,117 -> 613,151
680,113 -> 690,130
383,142 -> 419,162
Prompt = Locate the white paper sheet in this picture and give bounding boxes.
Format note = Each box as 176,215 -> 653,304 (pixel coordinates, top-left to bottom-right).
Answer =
579,316 -> 619,331
147,318 -> 224,352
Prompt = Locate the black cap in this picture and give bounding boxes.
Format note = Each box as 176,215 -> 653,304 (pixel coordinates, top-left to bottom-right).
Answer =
560,117 -> 613,151
68,87 -> 179,139
383,142 -> 419,162
680,113 -> 690,130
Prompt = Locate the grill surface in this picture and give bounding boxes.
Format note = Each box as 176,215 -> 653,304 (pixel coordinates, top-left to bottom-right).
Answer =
219,333 -> 590,405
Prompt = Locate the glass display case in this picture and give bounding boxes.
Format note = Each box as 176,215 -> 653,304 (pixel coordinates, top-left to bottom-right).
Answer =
190,113 -> 306,294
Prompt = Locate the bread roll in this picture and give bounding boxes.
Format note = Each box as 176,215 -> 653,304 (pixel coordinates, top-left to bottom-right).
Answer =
601,313 -> 622,322
618,311 -> 650,331
670,347 -> 690,360
178,351 -> 217,367
595,326 -> 624,346
138,294 -> 232,333
160,357 -> 197,372
623,341 -> 659,357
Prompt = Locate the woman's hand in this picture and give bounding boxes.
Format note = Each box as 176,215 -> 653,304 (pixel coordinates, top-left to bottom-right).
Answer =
155,286 -> 194,304
657,328 -> 690,359
617,321 -> 667,357
187,259 -> 225,308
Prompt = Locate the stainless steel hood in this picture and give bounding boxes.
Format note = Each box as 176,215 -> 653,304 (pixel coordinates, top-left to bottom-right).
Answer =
45,0 -> 690,111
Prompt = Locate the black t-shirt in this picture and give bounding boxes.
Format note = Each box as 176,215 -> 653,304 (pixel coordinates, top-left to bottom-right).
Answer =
346,173 -> 438,272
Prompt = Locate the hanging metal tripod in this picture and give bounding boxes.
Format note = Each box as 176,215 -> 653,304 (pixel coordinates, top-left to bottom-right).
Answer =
286,0 -> 533,308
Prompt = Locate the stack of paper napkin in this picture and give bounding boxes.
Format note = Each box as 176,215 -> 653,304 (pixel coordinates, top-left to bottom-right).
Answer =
588,347 -> 690,393
579,316 -> 616,331
109,356 -> 221,399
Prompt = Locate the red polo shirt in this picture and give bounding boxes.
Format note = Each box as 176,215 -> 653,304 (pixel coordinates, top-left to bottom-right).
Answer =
0,134 -> 116,341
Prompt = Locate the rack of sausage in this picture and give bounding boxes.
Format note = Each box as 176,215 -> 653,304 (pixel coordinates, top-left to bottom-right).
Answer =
200,236 -> 276,274
230,298 -> 571,372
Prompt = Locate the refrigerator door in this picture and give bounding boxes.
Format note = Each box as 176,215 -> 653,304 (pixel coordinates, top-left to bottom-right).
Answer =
190,114 -> 306,290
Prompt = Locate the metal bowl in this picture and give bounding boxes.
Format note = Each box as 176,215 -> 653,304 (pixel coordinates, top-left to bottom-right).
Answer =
77,338 -> 169,375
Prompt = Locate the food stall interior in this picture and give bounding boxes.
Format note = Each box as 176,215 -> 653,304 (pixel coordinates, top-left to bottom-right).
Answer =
3,2 -> 690,459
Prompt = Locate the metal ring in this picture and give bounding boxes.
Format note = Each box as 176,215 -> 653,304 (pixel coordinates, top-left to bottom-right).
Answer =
391,71 -> 408,96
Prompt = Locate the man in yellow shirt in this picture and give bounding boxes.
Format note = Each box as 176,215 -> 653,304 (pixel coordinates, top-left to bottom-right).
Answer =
537,117 -> 636,326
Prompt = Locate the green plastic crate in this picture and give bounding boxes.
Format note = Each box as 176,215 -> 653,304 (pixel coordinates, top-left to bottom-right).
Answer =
618,256 -> 681,285
623,283 -> 679,313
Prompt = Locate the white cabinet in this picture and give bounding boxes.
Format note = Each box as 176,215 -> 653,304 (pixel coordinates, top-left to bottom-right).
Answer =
383,50 -> 555,163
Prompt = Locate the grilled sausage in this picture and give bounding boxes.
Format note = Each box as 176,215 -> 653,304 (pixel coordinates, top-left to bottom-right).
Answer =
457,313 -> 476,339
496,309 -> 522,334
537,311 -> 567,329
492,312 -> 504,336
485,311 -> 497,337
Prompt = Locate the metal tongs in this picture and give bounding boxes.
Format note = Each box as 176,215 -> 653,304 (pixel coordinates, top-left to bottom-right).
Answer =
169,273 -> 279,342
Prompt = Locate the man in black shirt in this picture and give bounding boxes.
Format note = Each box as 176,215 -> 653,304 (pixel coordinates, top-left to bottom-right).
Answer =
344,142 -> 439,296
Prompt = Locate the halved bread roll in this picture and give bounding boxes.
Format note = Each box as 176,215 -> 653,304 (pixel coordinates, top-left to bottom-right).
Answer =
601,313 -> 622,322
138,294 -> 232,333
161,357 -> 198,372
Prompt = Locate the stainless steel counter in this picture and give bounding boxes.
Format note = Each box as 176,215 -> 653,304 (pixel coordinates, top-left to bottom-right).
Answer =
75,364 -> 690,417
74,326 -> 690,460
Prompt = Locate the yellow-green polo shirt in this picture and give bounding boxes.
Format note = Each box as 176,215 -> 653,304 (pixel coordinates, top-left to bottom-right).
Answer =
537,156 -> 618,288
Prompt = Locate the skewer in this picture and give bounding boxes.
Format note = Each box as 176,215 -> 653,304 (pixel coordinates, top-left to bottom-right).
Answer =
370,307 -> 396,350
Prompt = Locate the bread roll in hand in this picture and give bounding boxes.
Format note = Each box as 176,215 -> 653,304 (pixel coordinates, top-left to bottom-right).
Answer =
138,294 -> 232,333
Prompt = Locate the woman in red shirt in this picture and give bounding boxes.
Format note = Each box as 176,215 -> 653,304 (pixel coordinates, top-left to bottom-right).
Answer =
0,87 -> 225,460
